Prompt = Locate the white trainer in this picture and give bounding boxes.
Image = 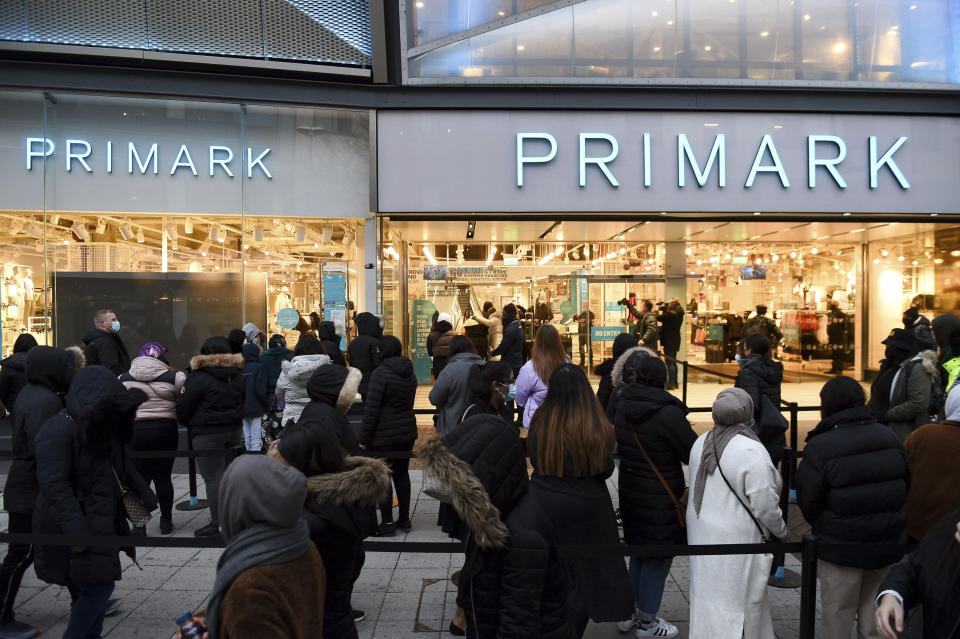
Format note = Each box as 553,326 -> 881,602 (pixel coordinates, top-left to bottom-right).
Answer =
634,617 -> 679,638
616,610 -> 639,633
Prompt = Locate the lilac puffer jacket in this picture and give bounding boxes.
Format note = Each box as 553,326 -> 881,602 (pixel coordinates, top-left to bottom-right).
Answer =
515,360 -> 550,429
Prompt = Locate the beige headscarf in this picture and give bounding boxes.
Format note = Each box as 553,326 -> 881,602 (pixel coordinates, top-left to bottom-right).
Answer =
692,388 -> 761,515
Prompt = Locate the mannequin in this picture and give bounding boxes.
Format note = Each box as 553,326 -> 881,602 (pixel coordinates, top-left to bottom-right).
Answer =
21,268 -> 34,320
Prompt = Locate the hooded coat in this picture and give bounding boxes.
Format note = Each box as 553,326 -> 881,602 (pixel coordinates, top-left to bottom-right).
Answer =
4,346 -> 78,514
604,345 -> 659,421
595,333 -> 637,410
903,387 -> 960,541
0,351 -> 29,412
33,366 -> 157,588
416,418 -> 573,639
119,355 -> 185,421
428,319 -> 457,378
305,457 -> 389,639
887,349 -> 940,441
933,313 -> 960,392
359,355 -> 418,450
81,328 -> 131,376
260,345 -> 293,394
613,364 -> 698,545
241,343 -> 268,417
176,346 -> 245,436
317,321 -> 346,366
795,405 -> 909,568
276,353 -> 331,427
347,312 -> 382,397
298,365 -> 362,455
735,354 -> 786,462
429,351 -> 484,435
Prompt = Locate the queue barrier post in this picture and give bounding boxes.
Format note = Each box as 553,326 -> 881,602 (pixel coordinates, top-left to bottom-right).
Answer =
799,534 -> 819,639
175,433 -> 208,512
789,402 -> 799,459
681,359 -> 689,406
768,446 -> 801,588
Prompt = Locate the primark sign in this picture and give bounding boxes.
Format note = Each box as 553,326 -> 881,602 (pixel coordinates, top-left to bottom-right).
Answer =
377,111 -> 960,214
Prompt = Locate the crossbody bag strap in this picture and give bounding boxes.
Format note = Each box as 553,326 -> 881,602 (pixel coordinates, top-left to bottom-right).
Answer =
630,428 -> 682,508
712,435 -> 769,542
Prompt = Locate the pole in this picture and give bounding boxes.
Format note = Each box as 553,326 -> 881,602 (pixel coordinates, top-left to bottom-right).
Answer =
789,402 -> 799,457
798,534 -> 819,639
175,431 -> 208,512
769,447 -> 801,588
681,359 -> 688,406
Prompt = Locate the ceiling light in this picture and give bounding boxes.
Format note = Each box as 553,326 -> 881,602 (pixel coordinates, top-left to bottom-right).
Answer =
466,220 -> 476,239
184,218 -> 193,234
423,245 -> 438,266
119,223 -> 135,241
803,13 -> 811,20
912,260 -> 918,265
136,228 -> 145,243
95,217 -> 106,234
810,247 -> 819,254
164,224 -> 178,241
342,231 -> 355,247
516,44 -> 525,51
833,42 -> 846,53
297,227 -> 307,243
72,219 -> 90,242
760,31 -> 770,37
216,227 -> 225,243
198,241 -> 210,256
321,226 -> 333,244
486,245 -> 498,266
208,226 -> 220,242
880,249 -> 889,257
253,226 -> 264,242
898,255 -> 905,261
704,45 -> 712,51
934,257 -> 944,265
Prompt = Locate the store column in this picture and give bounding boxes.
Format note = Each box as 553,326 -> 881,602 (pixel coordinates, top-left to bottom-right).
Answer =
363,217 -> 378,313
664,242 -> 687,382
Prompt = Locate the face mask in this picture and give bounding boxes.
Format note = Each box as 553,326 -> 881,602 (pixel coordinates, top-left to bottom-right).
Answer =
734,353 -> 742,364
506,383 -> 517,401
111,321 -> 120,333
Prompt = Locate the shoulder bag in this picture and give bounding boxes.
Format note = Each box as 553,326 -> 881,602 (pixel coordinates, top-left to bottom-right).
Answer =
630,429 -> 687,528
712,436 -> 771,543
113,467 -> 152,528
756,395 -> 789,437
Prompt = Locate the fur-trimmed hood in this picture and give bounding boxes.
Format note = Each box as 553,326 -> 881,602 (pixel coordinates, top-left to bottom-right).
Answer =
306,364 -> 361,414
904,349 -> 940,378
611,345 -> 658,388
415,420 -> 527,550
306,456 -> 391,508
280,354 -> 331,384
189,352 -> 245,372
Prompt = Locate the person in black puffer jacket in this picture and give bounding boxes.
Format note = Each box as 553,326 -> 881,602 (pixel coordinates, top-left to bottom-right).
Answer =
317,320 -> 347,366
596,333 -> 638,411
0,345 -> 80,635
270,420 -> 388,639
298,363 -> 362,455
735,333 -> 786,464
0,334 -> 37,412
347,312 -> 382,399
360,336 -> 418,536
33,366 -> 156,639
613,353 -> 697,635
796,376 -> 909,639
416,415 -> 573,639
176,336 -> 245,538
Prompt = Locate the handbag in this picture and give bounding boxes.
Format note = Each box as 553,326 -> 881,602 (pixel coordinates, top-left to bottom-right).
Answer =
630,429 -> 687,528
712,437 -> 771,543
755,395 -> 789,437
422,467 -> 454,504
113,468 -> 152,528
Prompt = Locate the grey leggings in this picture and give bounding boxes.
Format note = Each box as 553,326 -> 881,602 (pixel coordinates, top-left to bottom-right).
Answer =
191,429 -> 242,525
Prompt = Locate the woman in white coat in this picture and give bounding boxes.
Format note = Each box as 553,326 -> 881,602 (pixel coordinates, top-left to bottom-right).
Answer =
686,387 -> 789,639
473,303 -> 502,361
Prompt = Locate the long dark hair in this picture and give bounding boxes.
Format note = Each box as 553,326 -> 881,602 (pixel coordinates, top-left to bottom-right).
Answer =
277,420 -> 346,477
532,324 -> 568,384
529,363 -> 614,477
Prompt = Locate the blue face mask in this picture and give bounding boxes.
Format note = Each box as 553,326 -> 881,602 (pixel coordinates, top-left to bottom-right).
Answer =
111,321 -> 121,333
506,383 -> 517,401
735,353 -> 742,364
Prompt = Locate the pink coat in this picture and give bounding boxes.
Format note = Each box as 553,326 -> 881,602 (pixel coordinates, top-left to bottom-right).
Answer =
121,356 -> 185,421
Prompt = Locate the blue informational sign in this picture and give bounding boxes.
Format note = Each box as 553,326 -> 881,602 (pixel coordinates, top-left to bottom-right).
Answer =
412,300 -> 437,383
559,300 -> 575,316
276,307 -> 300,330
591,326 -> 628,341
322,272 -> 346,307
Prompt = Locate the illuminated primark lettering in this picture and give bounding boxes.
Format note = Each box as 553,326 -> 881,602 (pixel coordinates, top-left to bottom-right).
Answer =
25,138 -> 273,179
515,132 -> 910,190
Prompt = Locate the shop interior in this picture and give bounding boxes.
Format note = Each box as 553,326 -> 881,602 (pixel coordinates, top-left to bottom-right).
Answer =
380,217 -> 960,384
0,211 -> 361,368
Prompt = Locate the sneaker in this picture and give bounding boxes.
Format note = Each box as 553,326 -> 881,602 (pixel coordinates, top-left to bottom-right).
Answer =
351,609 -> 366,622
617,610 -> 639,633
103,598 -> 123,617
0,619 -> 39,639
194,522 -> 221,538
397,519 -> 412,532
635,617 -> 679,638
160,516 -> 173,535
376,521 -> 397,537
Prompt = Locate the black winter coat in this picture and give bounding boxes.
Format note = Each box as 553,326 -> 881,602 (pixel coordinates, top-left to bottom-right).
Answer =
658,306 -> 685,353
81,328 -> 131,376
241,344 -> 268,417
347,313 -> 381,397
299,365 -> 362,455
491,320 -> 524,372
360,356 -> 417,450
735,354 -> 786,462
613,383 -> 697,545
33,366 -> 157,588
595,359 -> 615,411
0,351 -> 29,411
317,321 -> 346,366
878,509 -> 960,639
176,353 -> 245,435
5,346 -> 76,514
796,405 -> 910,569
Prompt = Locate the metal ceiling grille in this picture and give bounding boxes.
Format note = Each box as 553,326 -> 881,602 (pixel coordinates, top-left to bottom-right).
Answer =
0,0 -> 371,68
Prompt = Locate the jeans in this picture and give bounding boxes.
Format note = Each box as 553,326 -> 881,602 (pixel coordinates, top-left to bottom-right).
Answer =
131,419 -> 178,519
241,416 -> 262,451
63,581 -> 114,639
192,429 -> 242,525
664,348 -> 679,386
0,513 -> 33,623
628,556 -> 673,621
379,456 -> 411,523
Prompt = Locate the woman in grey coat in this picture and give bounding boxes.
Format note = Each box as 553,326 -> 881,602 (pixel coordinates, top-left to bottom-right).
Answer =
428,336 -> 483,435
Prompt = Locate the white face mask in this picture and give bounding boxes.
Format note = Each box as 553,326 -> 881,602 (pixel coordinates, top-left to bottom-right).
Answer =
110,320 -> 120,333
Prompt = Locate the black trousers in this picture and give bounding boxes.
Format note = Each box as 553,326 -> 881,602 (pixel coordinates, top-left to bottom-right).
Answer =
131,419 -> 179,519
379,456 -> 411,523
0,513 -> 33,623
